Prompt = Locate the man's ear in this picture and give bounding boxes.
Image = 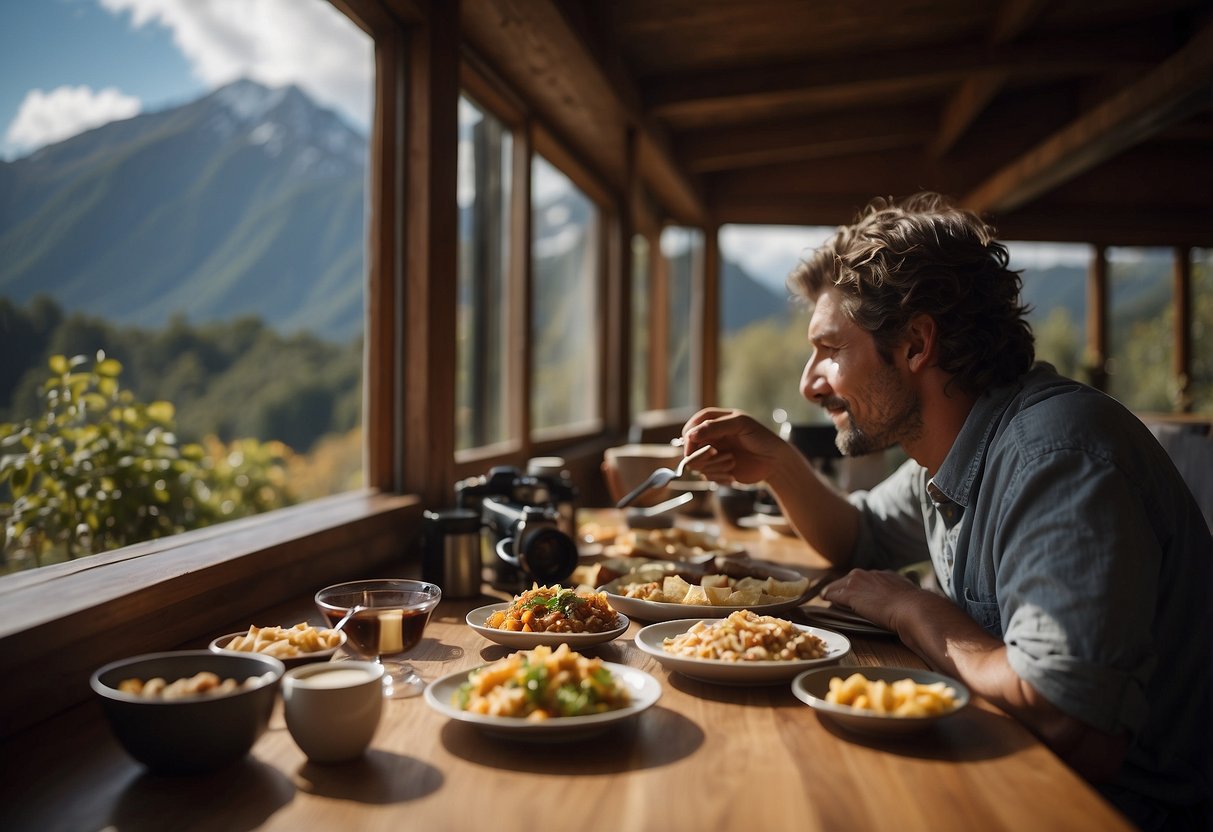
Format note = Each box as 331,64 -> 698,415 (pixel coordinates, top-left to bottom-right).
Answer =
902,314 -> 937,372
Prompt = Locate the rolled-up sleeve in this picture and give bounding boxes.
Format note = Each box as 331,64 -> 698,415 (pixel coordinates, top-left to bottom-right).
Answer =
847,459 -> 931,571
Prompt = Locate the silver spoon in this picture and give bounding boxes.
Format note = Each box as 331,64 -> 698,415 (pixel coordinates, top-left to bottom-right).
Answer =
616,444 -> 713,508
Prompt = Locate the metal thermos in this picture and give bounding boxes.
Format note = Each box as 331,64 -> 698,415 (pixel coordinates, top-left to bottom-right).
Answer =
421,509 -> 483,599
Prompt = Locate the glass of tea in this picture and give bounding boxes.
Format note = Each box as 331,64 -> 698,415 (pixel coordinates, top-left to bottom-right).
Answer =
314,579 -> 442,698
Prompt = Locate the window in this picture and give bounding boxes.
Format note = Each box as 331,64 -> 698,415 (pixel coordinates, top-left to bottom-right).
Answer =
456,95 -> 513,451
0,0 -> 373,574
1010,241 -> 1090,381
1107,247 -> 1174,410
661,227 -> 701,410
717,224 -> 828,428
630,234 -> 650,418
530,155 -> 600,436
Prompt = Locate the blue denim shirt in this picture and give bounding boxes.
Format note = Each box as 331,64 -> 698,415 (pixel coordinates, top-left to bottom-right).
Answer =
848,364 -> 1212,808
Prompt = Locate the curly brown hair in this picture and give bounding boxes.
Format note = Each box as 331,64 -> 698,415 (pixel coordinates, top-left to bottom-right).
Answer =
788,192 -> 1035,395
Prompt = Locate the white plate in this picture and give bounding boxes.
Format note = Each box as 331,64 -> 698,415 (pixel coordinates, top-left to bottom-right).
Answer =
599,563 -> 815,622
465,603 -> 630,649
799,606 -> 893,637
634,619 -> 851,685
208,630 -> 346,669
792,666 -> 970,736
424,661 -> 661,741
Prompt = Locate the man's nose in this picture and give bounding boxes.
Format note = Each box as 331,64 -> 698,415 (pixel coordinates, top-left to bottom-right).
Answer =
801,359 -> 828,402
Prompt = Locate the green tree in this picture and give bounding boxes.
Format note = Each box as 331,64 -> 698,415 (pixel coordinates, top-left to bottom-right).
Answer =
1,353 -> 295,573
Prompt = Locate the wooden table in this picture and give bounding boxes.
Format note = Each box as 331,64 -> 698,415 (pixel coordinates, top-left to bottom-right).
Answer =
0,521 -> 1133,831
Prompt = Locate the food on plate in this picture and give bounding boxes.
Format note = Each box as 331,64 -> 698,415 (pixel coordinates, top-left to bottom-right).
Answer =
578,518 -> 625,546
117,671 -> 273,700
485,585 -> 621,633
224,622 -> 342,658
618,573 -> 809,607
661,610 -> 827,662
452,644 -> 631,720
825,672 -> 960,716
604,527 -> 741,561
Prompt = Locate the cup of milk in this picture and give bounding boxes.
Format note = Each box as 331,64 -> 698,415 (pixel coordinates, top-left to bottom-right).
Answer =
281,661 -> 385,762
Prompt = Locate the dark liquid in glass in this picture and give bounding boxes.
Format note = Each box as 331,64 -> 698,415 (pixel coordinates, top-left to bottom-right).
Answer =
323,607 -> 431,659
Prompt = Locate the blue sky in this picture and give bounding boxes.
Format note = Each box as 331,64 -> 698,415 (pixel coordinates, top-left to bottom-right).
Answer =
0,0 -> 372,161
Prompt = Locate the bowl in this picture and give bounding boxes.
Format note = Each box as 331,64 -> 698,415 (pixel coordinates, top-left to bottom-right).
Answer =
208,628 -> 347,669
91,650 -> 285,773
602,443 -> 684,507
791,666 -> 970,737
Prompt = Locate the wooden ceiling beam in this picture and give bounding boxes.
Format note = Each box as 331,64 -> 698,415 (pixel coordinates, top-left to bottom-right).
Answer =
679,108 -> 934,173
962,20 -> 1213,214
461,0 -> 705,224
929,0 -> 1050,157
645,32 -> 1166,124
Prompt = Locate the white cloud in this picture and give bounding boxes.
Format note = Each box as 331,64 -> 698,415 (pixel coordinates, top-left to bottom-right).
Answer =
1006,241 -> 1092,269
98,0 -> 373,130
720,224 -> 836,290
4,86 -> 142,154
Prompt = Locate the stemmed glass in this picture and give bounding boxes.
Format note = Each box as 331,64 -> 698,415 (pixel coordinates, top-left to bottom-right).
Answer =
315,579 -> 442,698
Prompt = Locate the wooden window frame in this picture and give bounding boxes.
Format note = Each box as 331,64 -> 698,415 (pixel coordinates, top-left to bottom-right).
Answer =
0,0 -> 444,739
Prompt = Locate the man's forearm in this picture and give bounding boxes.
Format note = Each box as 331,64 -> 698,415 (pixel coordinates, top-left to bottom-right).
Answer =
765,450 -> 859,566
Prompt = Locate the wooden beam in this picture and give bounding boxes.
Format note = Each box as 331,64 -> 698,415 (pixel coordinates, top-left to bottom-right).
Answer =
1173,247 -> 1193,412
682,108 -> 933,173
963,21 -> 1213,213
461,0 -> 705,224
930,0 -> 1050,158
645,33 -> 1163,125
402,0 -> 461,504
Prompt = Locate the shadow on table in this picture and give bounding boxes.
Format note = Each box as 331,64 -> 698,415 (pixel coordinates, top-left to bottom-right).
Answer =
110,757 -> 294,832
809,704 -> 1034,762
294,750 -> 444,803
439,705 -> 703,773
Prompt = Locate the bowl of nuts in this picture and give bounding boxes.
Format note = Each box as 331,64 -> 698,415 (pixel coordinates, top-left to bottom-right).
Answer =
90,650 -> 284,773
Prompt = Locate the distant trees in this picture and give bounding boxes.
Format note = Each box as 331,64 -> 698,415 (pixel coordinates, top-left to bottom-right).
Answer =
0,353 -> 295,572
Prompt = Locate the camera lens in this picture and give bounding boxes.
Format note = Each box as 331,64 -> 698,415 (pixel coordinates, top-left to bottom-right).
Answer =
518,527 -> 577,583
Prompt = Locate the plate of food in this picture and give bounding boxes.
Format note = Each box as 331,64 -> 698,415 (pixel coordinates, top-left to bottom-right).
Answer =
209,622 -> 346,669
634,612 -> 850,684
601,525 -> 746,563
599,558 -> 817,622
424,644 -> 661,741
792,666 -> 970,736
466,585 -> 629,649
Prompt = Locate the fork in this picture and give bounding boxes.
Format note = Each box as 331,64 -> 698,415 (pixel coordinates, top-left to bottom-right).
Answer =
615,444 -> 714,509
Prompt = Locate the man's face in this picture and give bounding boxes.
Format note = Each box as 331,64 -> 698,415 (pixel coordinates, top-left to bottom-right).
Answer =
800,288 -> 922,456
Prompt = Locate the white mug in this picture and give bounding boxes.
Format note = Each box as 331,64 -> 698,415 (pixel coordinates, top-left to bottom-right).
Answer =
282,661 -> 384,763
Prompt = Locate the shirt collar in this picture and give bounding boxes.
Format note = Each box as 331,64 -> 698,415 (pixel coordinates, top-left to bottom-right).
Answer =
927,372 -> 1026,508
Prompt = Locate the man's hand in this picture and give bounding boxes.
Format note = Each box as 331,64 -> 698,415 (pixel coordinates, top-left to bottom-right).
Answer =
682,408 -> 788,485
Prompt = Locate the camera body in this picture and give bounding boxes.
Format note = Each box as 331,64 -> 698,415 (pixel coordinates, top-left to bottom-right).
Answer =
455,466 -> 578,591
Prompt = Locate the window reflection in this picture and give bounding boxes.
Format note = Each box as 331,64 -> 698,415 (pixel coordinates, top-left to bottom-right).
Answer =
661,226 -> 701,410
530,156 -> 600,434
456,96 -> 513,450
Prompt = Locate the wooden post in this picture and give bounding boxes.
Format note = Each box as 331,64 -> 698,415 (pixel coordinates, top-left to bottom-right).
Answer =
1086,245 -> 1109,391
1173,246 -> 1193,412
701,223 -> 720,407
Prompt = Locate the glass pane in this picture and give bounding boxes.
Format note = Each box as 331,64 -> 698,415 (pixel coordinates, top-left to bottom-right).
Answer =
1009,242 -> 1089,382
630,235 -> 650,417
662,226 -> 702,410
718,225 -> 830,429
456,96 -> 512,451
530,155 -> 599,433
1190,248 -> 1212,414
0,0 -> 373,574
1107,247 -> 1174,411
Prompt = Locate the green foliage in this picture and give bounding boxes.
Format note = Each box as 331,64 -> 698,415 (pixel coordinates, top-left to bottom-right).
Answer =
0,353 -> 295,572
718,314 -> 822,429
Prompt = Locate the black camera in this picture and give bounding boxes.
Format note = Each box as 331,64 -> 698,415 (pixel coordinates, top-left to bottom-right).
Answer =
455,466 -> 578,591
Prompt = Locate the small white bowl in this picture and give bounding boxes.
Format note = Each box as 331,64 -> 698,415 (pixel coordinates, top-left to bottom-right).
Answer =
792,666 -> 970,737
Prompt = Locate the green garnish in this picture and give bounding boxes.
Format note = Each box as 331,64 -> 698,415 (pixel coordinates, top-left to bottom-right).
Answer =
520,587 -> 585,614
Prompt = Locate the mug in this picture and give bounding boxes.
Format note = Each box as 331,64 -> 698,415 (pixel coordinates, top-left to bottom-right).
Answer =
282,661 -> 384,763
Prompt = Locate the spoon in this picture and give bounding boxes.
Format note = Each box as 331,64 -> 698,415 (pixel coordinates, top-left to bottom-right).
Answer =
329,604 -> 367,632
616,444 -> 713,509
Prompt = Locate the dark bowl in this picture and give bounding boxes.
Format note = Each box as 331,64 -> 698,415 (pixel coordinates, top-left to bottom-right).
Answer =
91,650 -> 285,774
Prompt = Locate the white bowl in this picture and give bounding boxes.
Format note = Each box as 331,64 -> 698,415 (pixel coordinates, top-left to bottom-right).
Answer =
792,666 -> 970,736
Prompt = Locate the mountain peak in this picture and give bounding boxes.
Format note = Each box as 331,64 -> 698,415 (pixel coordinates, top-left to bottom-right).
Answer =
208,79 -> 294,123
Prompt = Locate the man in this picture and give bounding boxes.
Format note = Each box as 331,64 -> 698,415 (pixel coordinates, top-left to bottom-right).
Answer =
683,193 -> 1211,830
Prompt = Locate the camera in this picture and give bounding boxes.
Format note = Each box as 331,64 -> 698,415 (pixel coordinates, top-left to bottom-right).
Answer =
455,465 -> 578,591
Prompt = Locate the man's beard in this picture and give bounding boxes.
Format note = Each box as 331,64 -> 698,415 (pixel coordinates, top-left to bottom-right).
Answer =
823,369 -> 922,457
